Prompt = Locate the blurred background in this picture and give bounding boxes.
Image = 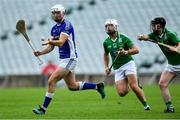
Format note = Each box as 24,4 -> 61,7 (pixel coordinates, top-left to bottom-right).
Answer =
0,0 -> 180,87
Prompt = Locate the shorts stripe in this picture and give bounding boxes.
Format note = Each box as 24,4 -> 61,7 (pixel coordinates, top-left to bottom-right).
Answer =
65,59 -> 74,70
165,64 -> 180,74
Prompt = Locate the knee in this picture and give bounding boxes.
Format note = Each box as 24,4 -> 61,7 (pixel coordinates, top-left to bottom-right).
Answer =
117,91 -> 128,97
68,87 -> 78,91
129,83 -> 137,91
48,80 -> 56,87
67,84 -> 79,91
159,80 -> 168,89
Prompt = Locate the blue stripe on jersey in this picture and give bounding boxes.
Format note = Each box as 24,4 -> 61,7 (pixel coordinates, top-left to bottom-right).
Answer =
51,19 -> 78,59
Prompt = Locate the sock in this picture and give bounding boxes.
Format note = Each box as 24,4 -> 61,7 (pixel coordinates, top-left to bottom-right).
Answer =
142,101 -> 147,107
79,82 -> 96,90
166,101 -> 173,108
42,92 -> 54,110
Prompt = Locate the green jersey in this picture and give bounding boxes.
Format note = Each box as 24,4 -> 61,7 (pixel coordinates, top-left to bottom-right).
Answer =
103,33 -> 134,70
148,28 -> 180,65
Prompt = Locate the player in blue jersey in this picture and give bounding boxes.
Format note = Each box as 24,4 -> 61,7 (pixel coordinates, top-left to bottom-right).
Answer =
32,4 -> 105,115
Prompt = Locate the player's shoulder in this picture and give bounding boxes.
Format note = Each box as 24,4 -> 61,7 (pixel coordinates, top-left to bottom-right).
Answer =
165,28 -> 178,36
51,23 -> 57,29
103,36 -> 110,43
119,33 -> 129,39
63,19 -> 73,26
119,33 -> 132,42
63,19 -> 72,25
63,19 -> 74,31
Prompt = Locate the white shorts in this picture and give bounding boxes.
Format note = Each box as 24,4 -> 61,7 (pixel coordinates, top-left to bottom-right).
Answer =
59,58 -> 77,72
114,60 -> 137,82
164,64 -> 180,74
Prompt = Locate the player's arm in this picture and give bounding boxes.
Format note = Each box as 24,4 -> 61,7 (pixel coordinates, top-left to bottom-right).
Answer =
104,52 -> 111,75
104,52 -> 109,70
176,42 -> 180,47
118,45 -> 139,55
119,36 -> 139,55
127,45 -> 139,55
34,44 -> 54,56
42,33 -> 68,46
171,32 -> 180,47
103,42 -> 111,74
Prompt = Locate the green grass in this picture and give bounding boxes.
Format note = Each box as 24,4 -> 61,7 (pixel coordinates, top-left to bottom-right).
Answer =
0,85 -> 180,119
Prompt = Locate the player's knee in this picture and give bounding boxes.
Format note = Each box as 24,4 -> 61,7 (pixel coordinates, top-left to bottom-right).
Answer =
67,84 -> 79,91
68,87 -> 78,91
129,83 -> 137,90
48,80 -> 56,87
117,91 -> 128,97
159,80 -> 168,88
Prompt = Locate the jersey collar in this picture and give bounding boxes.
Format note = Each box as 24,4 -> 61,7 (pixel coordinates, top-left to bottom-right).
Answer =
159,28 -> 166,38
56,19 -> 65,26
109,32 -> 120,42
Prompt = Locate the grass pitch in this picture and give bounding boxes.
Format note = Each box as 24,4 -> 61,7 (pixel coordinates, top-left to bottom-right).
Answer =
0,85 -> 180,119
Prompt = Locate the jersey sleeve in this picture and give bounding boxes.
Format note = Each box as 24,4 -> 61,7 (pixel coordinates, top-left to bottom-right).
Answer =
103,41 -> 109,54
169,32 -> 180,43
61,22 -> 72,36
50,26 -> 54,36
50,26 -> 58,40
148,33 -> 156,40
125,36 -> 134,48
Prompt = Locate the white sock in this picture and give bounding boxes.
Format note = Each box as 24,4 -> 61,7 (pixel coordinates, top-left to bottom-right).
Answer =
45,92 -> 54,98
78,81 -> 84,90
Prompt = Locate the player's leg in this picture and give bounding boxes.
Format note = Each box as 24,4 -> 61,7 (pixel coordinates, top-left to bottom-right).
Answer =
114,64 -> 130,97
126,74 -> 150,110
64,71 -> 105,98
159,71 -> 176,113
124,61 -> 150,110
33,66 -> 69,114
115,78 -> 129,97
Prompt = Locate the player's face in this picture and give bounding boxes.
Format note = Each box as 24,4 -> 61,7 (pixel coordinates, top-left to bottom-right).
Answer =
52,11 -> 64,23
105,24 -> 116,35
152,23 -> 163,35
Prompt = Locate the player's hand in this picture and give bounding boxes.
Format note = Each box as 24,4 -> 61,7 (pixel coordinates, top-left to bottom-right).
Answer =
176,46 -> 180,53
105,67 -> 111,75
117,48 -> 128,56
138,34 -> 148,41
168,46 -> 179,53
33,51 -> 41,56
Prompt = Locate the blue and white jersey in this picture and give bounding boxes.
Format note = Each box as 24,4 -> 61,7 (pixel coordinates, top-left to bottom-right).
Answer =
51,19 -> 78,59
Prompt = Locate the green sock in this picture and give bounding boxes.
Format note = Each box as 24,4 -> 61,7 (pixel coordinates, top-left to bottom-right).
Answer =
166,101 -> 173,108
142,101 -> 147,107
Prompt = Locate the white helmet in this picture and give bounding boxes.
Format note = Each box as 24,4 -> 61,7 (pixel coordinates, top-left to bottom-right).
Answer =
105,19 -> 118,31
51,4 -> 65,13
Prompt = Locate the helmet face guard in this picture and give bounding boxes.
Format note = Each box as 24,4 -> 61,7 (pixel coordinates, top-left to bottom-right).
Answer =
150,17 -> 166,34
105,19 -> 118,35
51,4 -> 65,22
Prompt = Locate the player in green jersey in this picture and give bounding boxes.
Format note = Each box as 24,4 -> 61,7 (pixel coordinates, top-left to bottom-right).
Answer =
103,19 -> 150,111
138,17 -> 180,113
